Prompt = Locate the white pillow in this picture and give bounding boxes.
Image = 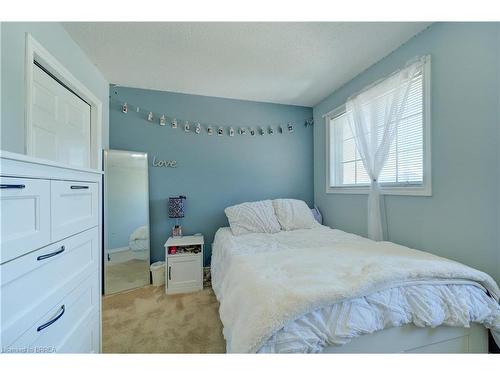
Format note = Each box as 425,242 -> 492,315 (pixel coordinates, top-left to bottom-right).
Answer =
224,200 -> 281,236
272,199 -> 316,231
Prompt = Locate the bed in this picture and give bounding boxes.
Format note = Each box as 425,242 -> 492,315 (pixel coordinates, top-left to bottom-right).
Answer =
211,222 -> 500,353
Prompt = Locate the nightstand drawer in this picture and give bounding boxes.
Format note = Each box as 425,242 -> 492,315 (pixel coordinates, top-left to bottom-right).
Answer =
166,254 -> 202,294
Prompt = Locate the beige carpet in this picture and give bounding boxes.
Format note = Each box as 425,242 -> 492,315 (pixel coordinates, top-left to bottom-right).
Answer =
102,286 -> 226,353
105,259 -> 150,295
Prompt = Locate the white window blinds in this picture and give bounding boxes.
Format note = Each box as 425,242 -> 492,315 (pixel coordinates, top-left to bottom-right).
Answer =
329,68 -> 426,187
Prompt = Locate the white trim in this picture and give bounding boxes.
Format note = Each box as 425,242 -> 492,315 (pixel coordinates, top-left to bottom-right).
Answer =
322,103 -> 346,119
326,184 -> 431,196
106,246 -> 130,254
422,55 -> 432,196
24,33 -> 103,171
0,150 -> 102,175
325,115 -> 332,194
325,56 -> 432,197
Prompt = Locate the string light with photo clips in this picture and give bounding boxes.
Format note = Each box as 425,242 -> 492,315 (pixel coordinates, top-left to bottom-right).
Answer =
117,99 -> 313,137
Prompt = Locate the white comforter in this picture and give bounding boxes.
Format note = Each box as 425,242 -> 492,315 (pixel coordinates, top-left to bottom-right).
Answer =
211,225 -> 500,353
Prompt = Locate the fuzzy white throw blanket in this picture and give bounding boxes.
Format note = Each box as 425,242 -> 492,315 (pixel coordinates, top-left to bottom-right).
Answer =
212,227 -> 500,353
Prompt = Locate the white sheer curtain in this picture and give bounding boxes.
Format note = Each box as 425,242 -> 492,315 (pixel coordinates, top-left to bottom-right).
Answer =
346,58 -> 425,241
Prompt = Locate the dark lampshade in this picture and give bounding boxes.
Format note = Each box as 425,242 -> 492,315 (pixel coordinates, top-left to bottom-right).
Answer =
168,196 -> 186,219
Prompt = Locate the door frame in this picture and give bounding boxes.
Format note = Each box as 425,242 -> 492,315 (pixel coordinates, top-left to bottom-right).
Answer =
24,33 -> 103,170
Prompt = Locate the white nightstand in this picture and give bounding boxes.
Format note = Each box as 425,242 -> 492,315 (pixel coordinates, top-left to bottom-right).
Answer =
164,235 -> 204,295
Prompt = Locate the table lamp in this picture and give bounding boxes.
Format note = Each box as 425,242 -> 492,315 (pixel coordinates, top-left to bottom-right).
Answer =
168,195 -> 186,237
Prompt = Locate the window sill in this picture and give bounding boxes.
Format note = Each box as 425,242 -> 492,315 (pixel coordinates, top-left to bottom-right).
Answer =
326,184 -> 432,196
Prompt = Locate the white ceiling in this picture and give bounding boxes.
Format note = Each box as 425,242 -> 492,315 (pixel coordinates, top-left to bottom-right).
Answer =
63,22 -> 431,107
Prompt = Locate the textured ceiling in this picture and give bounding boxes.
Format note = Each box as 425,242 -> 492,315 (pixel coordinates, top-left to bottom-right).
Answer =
63,22 -> 431,107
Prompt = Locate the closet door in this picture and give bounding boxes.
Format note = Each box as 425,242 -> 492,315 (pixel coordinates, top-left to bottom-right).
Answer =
30,63 -> 91,168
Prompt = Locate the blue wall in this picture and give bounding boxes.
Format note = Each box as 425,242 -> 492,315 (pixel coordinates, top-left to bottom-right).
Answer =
110,86 -> 313,264
313,22 -> 500,283
1,22 -> 109,152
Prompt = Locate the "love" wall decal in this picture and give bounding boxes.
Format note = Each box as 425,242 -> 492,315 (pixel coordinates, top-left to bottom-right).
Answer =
152,156 -> 177,168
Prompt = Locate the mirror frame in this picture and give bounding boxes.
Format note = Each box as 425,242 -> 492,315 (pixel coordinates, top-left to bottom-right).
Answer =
103,149 -> 151,295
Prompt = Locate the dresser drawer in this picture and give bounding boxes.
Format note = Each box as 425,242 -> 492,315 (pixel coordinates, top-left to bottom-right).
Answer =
0,177 -> 51,264
5,273 -> 100,353
51,180 -> 98,241
57,311 -> 99,353
1,227 -> 99,348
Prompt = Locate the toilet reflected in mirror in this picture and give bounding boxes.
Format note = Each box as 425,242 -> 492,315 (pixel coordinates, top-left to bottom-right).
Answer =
104,149 -> 151,295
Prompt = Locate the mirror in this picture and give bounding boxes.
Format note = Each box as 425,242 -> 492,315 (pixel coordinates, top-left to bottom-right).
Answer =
104,149 -> 150,294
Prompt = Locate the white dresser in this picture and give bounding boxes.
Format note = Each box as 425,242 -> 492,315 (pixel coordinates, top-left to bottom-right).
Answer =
1,151 -> 102,353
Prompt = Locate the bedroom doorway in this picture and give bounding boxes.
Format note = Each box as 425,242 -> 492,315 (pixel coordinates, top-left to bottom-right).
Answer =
103,149 -> 151,294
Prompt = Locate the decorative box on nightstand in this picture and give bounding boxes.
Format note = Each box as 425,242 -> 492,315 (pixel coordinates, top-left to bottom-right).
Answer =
164,235 -> 204,295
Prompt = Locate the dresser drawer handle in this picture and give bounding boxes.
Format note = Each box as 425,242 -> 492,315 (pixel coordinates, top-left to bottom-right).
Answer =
37,246 -> 65,261
37,305 -> 65,332
1,184 -> 26,189
70,185 -> 89,189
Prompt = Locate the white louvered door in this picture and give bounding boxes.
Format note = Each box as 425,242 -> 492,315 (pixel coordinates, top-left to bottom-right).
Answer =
30,63 -> 91,168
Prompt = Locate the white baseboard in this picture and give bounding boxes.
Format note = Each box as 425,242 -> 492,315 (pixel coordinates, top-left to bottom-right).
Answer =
107,246 -> 130,254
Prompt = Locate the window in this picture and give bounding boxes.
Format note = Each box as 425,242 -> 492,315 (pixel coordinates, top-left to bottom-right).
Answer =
326,58 -> 431,196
